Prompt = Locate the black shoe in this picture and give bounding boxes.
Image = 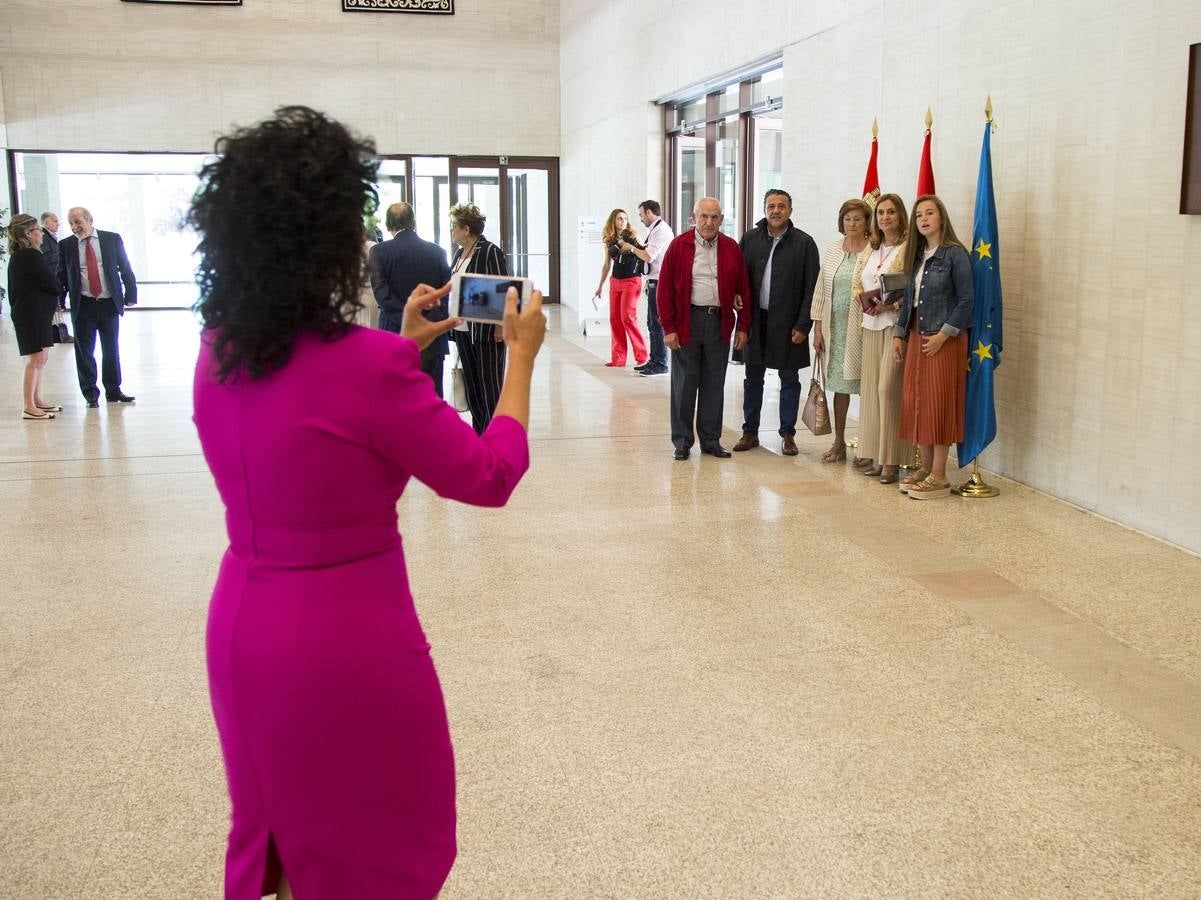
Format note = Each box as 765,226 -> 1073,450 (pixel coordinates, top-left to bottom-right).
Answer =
639,366 -> 669,377
702,445 -> 732,458
672,447 -> 690,461
106,393 -> 136,403
87,400 -> 99,408
634,362 -> 650,372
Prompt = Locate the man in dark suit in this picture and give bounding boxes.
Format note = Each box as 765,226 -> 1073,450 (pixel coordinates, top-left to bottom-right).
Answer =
368,202 -> 452,397
59,207 -> 137,407
40,212 -> 72,342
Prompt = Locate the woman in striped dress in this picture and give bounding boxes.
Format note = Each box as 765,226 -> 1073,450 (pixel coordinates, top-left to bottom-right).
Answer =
892,195 -> 974,499
449,203 -> 509,434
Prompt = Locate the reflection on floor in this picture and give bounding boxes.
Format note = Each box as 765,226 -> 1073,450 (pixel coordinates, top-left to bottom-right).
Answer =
2,310 -> 1200,898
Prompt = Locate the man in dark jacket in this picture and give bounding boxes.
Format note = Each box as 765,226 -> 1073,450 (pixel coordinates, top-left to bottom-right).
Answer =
368,202 -> 452,397
734,190 -> 819,456
40,212 -> 72,341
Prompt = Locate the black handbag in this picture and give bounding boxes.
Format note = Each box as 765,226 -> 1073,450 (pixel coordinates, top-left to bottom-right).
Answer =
51,310 -> 71,344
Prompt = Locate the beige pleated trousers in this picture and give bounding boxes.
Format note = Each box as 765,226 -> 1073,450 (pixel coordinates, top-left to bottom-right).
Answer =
858,327 -> 912,466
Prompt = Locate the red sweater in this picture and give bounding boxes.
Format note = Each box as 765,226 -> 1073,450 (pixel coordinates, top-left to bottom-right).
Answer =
655,229 -> 752,346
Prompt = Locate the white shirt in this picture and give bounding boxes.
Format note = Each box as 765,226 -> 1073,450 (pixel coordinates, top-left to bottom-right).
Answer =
78,231 -> 111,299
861,242 -> 901,331
690,232 -> 719,307
643,217 -> 674,280
912,247 -> 937,309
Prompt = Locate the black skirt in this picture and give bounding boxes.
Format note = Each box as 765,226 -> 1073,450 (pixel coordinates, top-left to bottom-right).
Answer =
11,296 -> 56,356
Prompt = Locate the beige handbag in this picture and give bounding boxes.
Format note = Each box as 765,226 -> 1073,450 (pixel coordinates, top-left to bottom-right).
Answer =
802,357 -> 832,436
451,356 -> 470,413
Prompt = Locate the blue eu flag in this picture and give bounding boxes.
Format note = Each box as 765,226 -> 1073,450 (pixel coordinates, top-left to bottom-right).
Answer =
958,123 -> 1002,467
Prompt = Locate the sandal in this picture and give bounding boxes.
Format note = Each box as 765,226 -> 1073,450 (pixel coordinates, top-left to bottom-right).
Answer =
821,447 -> 847,463
22,409 -> 54,420
852,457 -> 873,468
898,469 -> 929,493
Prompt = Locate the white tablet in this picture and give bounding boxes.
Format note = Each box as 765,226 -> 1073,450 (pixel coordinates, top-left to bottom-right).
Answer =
449,272 -> 533,324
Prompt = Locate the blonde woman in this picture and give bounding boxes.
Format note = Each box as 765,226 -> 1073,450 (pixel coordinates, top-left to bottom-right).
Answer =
851,193 -> 912,484
811,199 -> 872,462
592,208 -> 649,368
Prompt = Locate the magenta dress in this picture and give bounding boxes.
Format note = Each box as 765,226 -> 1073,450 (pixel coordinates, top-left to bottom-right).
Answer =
193,326 -> 528,899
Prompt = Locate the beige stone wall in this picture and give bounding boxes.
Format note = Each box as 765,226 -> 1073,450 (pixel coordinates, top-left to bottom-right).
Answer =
561,0 -> 1201,552
0,0 -> 559,155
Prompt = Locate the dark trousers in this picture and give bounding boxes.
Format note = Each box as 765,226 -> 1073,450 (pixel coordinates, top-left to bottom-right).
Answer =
380,309 -> 446,400
645,280 -> 667,369
454,330 -> 506,434
423,348 -> 445,400
741,314 -> 801,437
73,297 -> 122,401
670,307 -> 729,450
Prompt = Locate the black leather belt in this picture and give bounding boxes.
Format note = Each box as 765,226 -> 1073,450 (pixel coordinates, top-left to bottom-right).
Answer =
690,304 -> 720,315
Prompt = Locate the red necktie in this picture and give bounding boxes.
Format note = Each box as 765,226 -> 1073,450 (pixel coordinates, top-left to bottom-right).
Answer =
85,236 -> 102,297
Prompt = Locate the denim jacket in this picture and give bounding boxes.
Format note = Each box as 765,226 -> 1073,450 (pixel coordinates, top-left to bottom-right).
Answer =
893,244 -> 974,340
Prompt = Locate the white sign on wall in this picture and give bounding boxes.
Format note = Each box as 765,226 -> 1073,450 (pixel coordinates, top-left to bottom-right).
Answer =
577,216 -> 609,337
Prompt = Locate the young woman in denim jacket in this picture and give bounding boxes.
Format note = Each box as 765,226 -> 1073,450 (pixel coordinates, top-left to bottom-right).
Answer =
891,195 -> 974,499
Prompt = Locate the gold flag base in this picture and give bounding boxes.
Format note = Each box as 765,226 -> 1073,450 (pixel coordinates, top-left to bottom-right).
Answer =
901,445 -> 922,471
954,460 -> 1000,498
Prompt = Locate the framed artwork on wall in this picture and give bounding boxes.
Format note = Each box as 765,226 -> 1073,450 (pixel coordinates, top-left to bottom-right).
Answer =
342,0 -> 454,13
1183,43 -> 1201,215
122,0 -> 242,5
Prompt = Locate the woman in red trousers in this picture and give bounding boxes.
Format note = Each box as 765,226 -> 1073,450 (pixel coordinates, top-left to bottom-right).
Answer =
592,208 -> 649,367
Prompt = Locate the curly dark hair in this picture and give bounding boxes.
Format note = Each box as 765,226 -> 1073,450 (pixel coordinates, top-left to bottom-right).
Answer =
189,106 -> 379,382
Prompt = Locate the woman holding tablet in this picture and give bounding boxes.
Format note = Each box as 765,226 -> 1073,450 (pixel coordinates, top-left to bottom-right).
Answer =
190,106 -> 546,899
450,202 -> 509,433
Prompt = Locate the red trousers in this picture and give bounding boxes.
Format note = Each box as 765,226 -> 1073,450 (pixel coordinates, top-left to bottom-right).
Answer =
608,276 -> 647,365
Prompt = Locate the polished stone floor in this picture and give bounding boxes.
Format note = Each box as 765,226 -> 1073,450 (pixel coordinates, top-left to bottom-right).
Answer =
1,309 -> 1200,898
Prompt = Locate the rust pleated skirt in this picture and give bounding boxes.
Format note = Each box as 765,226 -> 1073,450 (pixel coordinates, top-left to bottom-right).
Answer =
898,321 -> 967,446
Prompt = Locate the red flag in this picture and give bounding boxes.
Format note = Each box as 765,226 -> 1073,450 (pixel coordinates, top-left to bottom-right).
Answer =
863,119 -> 880,205
917,110 -> 936,196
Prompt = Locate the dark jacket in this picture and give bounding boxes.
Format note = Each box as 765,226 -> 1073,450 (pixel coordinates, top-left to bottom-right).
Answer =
656,229 -> 752,347
368,229 -> 452,354
7,247 -> 60,328
738,218 -> 819,370
895,244 -> 974,339
451,235 -> 508,344
58,229 -> 137,322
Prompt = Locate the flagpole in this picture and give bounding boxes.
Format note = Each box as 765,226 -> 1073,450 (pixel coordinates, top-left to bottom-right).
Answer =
956,95 -> 1001,499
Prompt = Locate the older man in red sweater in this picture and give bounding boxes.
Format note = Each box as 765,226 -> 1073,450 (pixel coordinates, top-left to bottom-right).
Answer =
656,197 -> 752,460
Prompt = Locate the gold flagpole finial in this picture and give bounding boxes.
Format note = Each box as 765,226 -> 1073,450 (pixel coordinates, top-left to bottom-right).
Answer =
872,116 -> 878,139
924,106 -> 933,130
985,95 -> 993,124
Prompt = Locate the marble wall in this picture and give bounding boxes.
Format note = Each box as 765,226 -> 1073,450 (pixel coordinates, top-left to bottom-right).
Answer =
0,0 -> 559,156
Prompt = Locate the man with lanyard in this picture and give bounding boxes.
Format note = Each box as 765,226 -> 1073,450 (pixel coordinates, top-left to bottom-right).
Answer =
734,189 -> 819,456
632,200 -> 674,377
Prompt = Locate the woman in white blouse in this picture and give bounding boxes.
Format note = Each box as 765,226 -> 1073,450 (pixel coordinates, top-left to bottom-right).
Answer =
851,193 -> 911,484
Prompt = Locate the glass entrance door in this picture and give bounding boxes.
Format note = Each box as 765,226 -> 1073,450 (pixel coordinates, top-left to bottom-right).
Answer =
450,157 -> 559,301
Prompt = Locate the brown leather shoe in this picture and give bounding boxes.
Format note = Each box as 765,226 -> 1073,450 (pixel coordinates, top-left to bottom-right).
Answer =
781,436 -> 798,456
733,433 -> 760,452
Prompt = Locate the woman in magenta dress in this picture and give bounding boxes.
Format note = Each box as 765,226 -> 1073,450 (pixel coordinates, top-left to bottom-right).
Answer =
189,106 -> 546,899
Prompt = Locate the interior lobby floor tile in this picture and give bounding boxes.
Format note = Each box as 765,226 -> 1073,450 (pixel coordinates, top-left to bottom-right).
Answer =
2,310 -> 1200,898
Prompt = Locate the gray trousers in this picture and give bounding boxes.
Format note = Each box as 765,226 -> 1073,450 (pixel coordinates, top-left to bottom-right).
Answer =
670,307 -> 729,449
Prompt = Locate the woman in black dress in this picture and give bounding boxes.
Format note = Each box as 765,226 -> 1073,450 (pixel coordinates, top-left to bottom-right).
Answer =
449,203 -> 509,434
6,214 -> 60,420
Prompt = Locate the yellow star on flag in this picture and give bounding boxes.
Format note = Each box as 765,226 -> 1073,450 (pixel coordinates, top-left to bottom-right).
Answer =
974,239 -> 992,260
973,340 -> 994,363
